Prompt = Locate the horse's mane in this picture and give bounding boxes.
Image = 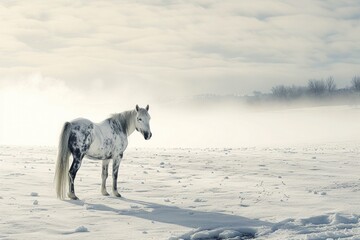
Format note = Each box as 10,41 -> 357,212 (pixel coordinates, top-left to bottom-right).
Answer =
110,110 -> 136,135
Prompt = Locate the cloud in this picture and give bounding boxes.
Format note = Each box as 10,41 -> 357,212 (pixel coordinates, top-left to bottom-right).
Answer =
0,0 -> 359,99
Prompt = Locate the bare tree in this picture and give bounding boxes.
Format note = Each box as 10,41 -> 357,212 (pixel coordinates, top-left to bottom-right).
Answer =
287,85 -> 306,98
326,76 -> 336,92
308,79 -> 326,96
351,76 -> 360,91
271,85 -> 288,99
271,85 -> 307,100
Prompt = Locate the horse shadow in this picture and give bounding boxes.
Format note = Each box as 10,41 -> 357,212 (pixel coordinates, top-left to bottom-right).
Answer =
67,197 -> 271,230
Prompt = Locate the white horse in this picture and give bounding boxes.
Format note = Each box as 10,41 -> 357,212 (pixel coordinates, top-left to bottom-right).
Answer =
55,105 -> 152,200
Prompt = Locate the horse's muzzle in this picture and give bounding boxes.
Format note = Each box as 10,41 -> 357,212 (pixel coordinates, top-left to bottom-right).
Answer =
144,132 -> 152,140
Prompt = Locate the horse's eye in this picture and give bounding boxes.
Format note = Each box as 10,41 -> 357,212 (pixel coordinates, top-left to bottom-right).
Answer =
138,118 -> 142,121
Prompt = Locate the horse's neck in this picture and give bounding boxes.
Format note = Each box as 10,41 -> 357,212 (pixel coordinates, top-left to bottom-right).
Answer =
110,110 -> 136,137
117,110 -> 136,136
125,110 -> 136,136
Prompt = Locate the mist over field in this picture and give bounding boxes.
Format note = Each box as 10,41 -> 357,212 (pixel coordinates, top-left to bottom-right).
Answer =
1,77 -> 359,148
152,102 -> 360,148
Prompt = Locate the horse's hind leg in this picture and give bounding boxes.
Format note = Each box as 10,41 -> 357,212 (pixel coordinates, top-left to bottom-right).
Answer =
68,154 -> 83,200
112,154 -> 123,197
67,123 -> 93,200
101,160 -> 110,196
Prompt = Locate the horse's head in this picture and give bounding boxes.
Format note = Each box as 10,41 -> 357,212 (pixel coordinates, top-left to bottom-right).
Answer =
135,104 -> 152,140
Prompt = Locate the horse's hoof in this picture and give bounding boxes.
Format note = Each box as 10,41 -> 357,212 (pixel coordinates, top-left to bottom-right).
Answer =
114,192 -> 122,198
102,192 -> 110,196
68,193 -> 79,200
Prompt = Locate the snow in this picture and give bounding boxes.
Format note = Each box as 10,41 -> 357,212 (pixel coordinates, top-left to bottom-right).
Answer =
0,142 -> 359,239
74,226 -> 89,233
30,192 -> 39,197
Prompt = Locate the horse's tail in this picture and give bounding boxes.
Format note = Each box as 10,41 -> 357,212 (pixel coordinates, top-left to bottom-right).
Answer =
54,122 -> 72,200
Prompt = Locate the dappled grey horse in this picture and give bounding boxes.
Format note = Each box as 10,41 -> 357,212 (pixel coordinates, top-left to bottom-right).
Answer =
55,105 -> 152,200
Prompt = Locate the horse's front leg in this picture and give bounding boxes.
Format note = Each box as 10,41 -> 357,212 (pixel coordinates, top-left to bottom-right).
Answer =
101,160 -> 110,196
112,153 -> 123,197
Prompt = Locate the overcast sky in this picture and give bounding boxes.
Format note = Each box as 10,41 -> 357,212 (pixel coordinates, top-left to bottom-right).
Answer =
1,0 -> 360,146
1,0 -> 360,96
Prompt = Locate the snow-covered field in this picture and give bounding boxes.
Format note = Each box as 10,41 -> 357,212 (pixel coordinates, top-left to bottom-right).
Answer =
0,143 -> 359,239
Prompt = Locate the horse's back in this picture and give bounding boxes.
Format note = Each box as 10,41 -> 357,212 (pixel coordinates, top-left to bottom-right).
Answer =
69,118 -> 97,136
70,118 -> 93,127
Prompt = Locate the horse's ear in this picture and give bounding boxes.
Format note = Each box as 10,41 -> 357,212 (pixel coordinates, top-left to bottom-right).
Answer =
146,105 -> 149,111
135,105 -> 139,112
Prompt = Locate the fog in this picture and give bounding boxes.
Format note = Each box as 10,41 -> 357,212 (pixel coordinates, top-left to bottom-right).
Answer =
1,79 -> 359,148
1,1 -> 359,148
146,102 -> 360,148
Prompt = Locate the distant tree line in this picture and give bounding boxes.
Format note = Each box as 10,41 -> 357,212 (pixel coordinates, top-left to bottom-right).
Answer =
193,75 -> 360,107
270,76 -> 360,100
